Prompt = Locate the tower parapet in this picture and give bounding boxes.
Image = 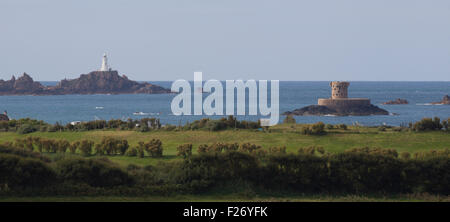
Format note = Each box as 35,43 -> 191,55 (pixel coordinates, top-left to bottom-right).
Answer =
330,81 -> 349,99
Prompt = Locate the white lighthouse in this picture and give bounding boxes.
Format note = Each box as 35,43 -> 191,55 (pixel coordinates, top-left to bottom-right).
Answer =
100,53 -> 110,71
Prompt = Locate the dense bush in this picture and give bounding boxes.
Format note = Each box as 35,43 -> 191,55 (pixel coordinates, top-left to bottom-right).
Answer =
338,124 -> 347,130
177,152 -> 259,192
268,146 -> 286,155
0,154 -> 56,189
138,139 -> 163,157
0,143 -> 50,162
78,140 -> 94,156
55,157 -> 134,187
299,122 -> 326,135
412,117 -> 443,132
442,118 -> 449,131
125,147 -> 138,157
95,137 -> 129,155
17,124 -> 37,134
283,115 -> 296,124
177,144 -> 193,158
185,116 -> 261,131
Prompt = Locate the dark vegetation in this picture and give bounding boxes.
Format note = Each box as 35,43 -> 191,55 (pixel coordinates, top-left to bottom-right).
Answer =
1,116 -> 449,134
0,139 -> 448,197
0,116 -> 260,133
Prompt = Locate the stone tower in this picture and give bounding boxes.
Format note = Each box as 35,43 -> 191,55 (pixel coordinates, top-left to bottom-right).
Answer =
330,81 -> 349,99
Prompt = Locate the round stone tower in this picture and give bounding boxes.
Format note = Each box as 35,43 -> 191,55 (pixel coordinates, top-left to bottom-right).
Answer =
330,81 -> 349,99
318,81 -> 370,108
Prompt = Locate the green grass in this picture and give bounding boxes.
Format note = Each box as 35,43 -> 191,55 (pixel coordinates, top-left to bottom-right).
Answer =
0,124 -> 448,168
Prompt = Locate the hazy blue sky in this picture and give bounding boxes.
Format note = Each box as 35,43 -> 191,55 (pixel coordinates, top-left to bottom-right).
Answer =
1,0 -> 449,81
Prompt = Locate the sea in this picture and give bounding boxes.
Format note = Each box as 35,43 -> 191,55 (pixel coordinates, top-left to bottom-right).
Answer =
0,81 -> 449,127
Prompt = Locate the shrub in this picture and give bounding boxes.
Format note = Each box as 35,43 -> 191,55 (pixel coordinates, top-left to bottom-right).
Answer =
268,146 -> 286,155
56,140 -> 70,153
339,124 -> 348,130
442,118 -> 449,131
412,117 -> 443,132
138,125 -> 150,132
283,115 -> 296,124
78,140 -> 94,156
94,144 -> 104,155
197,144 -> 209,154
345,147 -> 398,158
298,146 -> 326,156
400,152 -> 411,159
14,137 -> 34,151
40,139 -> 58,153
223,143 -> 239,152
126,147 -> 138,157
300,122 -> 326,135
177,144 -> 193,158
55,157 -> 133,187
69,141 -> 79,154
178,152 -> 259,192
206,120 -> 228,131
239,143 -> 262,154
17,124 -> 37,134
0,143 -> 50,162
139,139 -> 163,157
96,137 -> 129,155
0,154 -> 56,189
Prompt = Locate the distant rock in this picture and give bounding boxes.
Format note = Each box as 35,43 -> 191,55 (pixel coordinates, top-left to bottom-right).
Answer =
283,104 -> 389,116
0,71 -> 171,95
383,98 -> 409,105
0,73 -> 45,95
431,95 -> 450,105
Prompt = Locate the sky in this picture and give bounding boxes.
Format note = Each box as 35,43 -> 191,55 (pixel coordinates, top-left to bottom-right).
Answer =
0,0 -> 449,81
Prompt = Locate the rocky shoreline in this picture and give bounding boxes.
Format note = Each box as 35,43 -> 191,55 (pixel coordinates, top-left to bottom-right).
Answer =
0,71 -> 171,95
283,104 -> 389,116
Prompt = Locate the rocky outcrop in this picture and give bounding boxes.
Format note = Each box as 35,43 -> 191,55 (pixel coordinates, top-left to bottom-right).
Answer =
283,104 -> 389,116
0,71 -> 171,95
383,98 -> 408,105
0,73 -> 45,95
431,95 -> 450,105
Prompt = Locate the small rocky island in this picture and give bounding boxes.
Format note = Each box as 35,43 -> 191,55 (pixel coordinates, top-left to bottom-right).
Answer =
431,95 -> 450,105
383,98 -> 409,105
0,54 -> 171,95
284,81 -> 389,116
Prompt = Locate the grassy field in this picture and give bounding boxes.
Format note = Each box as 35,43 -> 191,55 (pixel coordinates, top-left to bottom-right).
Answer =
0,124 -> 448,168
